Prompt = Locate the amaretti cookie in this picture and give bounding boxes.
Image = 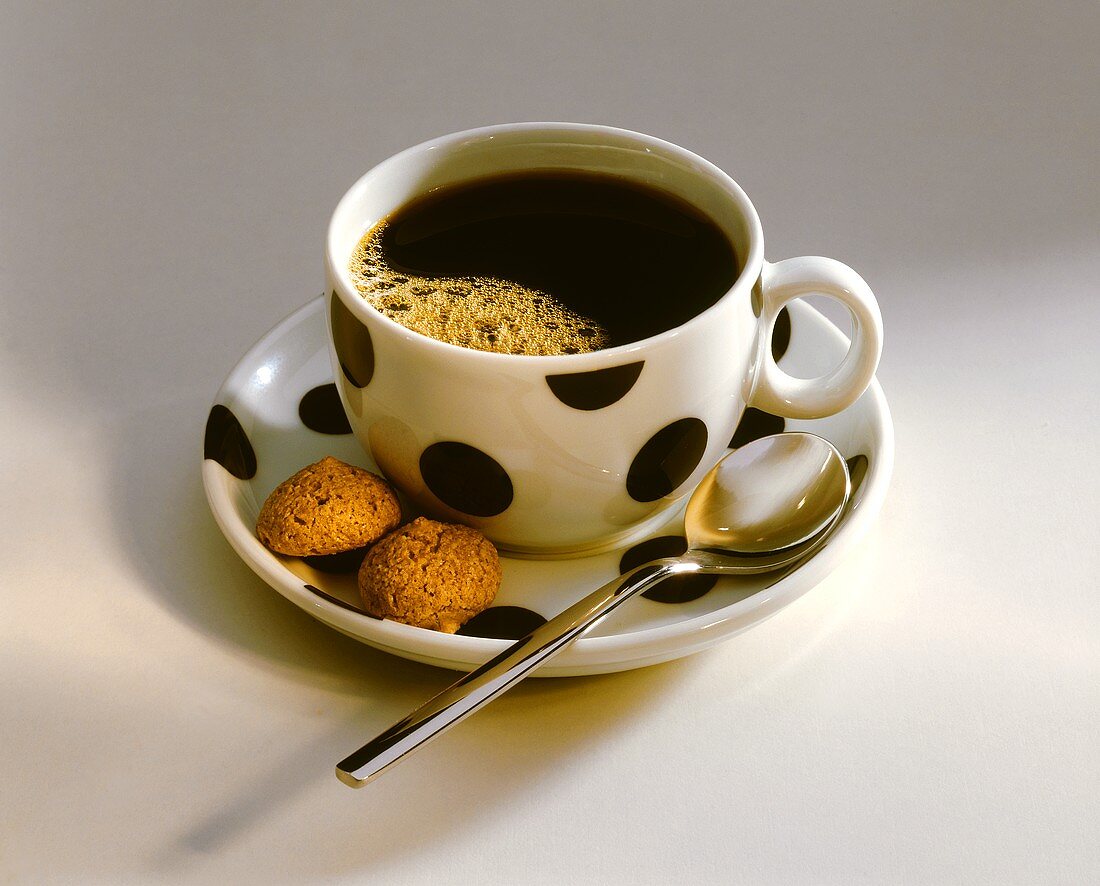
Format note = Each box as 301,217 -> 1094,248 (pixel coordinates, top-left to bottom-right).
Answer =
358,517 -> 501,633
256,456 -> 401,556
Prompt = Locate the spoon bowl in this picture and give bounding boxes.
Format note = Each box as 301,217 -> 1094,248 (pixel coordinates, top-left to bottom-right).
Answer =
686,432 -> 849,555
337,432 -> 850,787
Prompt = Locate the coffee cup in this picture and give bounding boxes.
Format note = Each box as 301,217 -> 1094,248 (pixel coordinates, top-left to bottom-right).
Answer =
325,123 -> 882,556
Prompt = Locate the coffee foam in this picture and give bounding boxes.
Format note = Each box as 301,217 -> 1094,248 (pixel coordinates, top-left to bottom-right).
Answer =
349,223 -> 609,356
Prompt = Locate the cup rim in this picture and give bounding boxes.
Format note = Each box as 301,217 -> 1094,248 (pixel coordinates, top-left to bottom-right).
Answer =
325,122 -> 766,366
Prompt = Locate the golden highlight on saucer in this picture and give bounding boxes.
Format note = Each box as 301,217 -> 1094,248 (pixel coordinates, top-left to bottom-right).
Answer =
256,456 -> 401,556
358,517 -> 501,634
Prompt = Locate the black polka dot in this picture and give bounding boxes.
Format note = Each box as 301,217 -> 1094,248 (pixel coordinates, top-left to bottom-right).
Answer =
627,418 -> 708,502
420,442 -> 513,517
729,407 -> 785,449
304,583 -> 379,617
458,606 -> 547,640
298,383 -> 352,435
203,404 -> 256,479
330,291 -> 375,388
302,547 -> 368,573
846,454 -> 869,497
772,306 -> 791,362
619,535 -> 717,603
620,535 -> 685,567
545,361 -> 644,410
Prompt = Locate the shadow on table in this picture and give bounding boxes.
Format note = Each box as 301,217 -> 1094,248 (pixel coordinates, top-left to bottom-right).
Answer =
157,661 -> 700,877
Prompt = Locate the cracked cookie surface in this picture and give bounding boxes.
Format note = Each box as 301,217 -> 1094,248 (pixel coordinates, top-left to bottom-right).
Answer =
358,517 -> 501,633
256,456 -> 401,556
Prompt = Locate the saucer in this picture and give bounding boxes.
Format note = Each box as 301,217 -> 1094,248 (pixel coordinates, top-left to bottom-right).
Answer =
202,296 -> 893,676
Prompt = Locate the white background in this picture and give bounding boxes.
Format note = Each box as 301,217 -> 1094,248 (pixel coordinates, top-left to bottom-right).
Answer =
2,1 -> 1097,883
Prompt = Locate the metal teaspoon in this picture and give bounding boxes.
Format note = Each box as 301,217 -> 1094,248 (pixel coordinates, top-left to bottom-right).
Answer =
337,432 -> 850,787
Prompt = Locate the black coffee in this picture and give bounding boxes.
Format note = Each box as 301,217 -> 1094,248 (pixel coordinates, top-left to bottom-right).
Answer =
348,170 -> 739,355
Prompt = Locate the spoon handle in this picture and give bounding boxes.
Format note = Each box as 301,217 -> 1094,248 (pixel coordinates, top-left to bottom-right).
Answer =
336,560 -> 681,787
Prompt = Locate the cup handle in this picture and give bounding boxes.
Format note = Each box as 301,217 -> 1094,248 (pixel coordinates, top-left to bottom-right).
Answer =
751,256 -> 883,419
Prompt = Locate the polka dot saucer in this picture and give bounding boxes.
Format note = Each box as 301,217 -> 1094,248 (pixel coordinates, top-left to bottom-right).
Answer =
202,296 -> 893,676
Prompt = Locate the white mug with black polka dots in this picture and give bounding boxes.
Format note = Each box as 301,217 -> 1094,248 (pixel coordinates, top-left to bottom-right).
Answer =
325,123 -> 882,556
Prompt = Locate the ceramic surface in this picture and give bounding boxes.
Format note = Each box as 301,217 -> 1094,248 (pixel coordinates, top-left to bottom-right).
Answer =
203,296 -> 892,676
324,123 -> 883,554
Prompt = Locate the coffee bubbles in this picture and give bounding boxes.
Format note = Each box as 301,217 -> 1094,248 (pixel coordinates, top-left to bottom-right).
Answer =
350,225 -> 610,356
348,171 -> 738,357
